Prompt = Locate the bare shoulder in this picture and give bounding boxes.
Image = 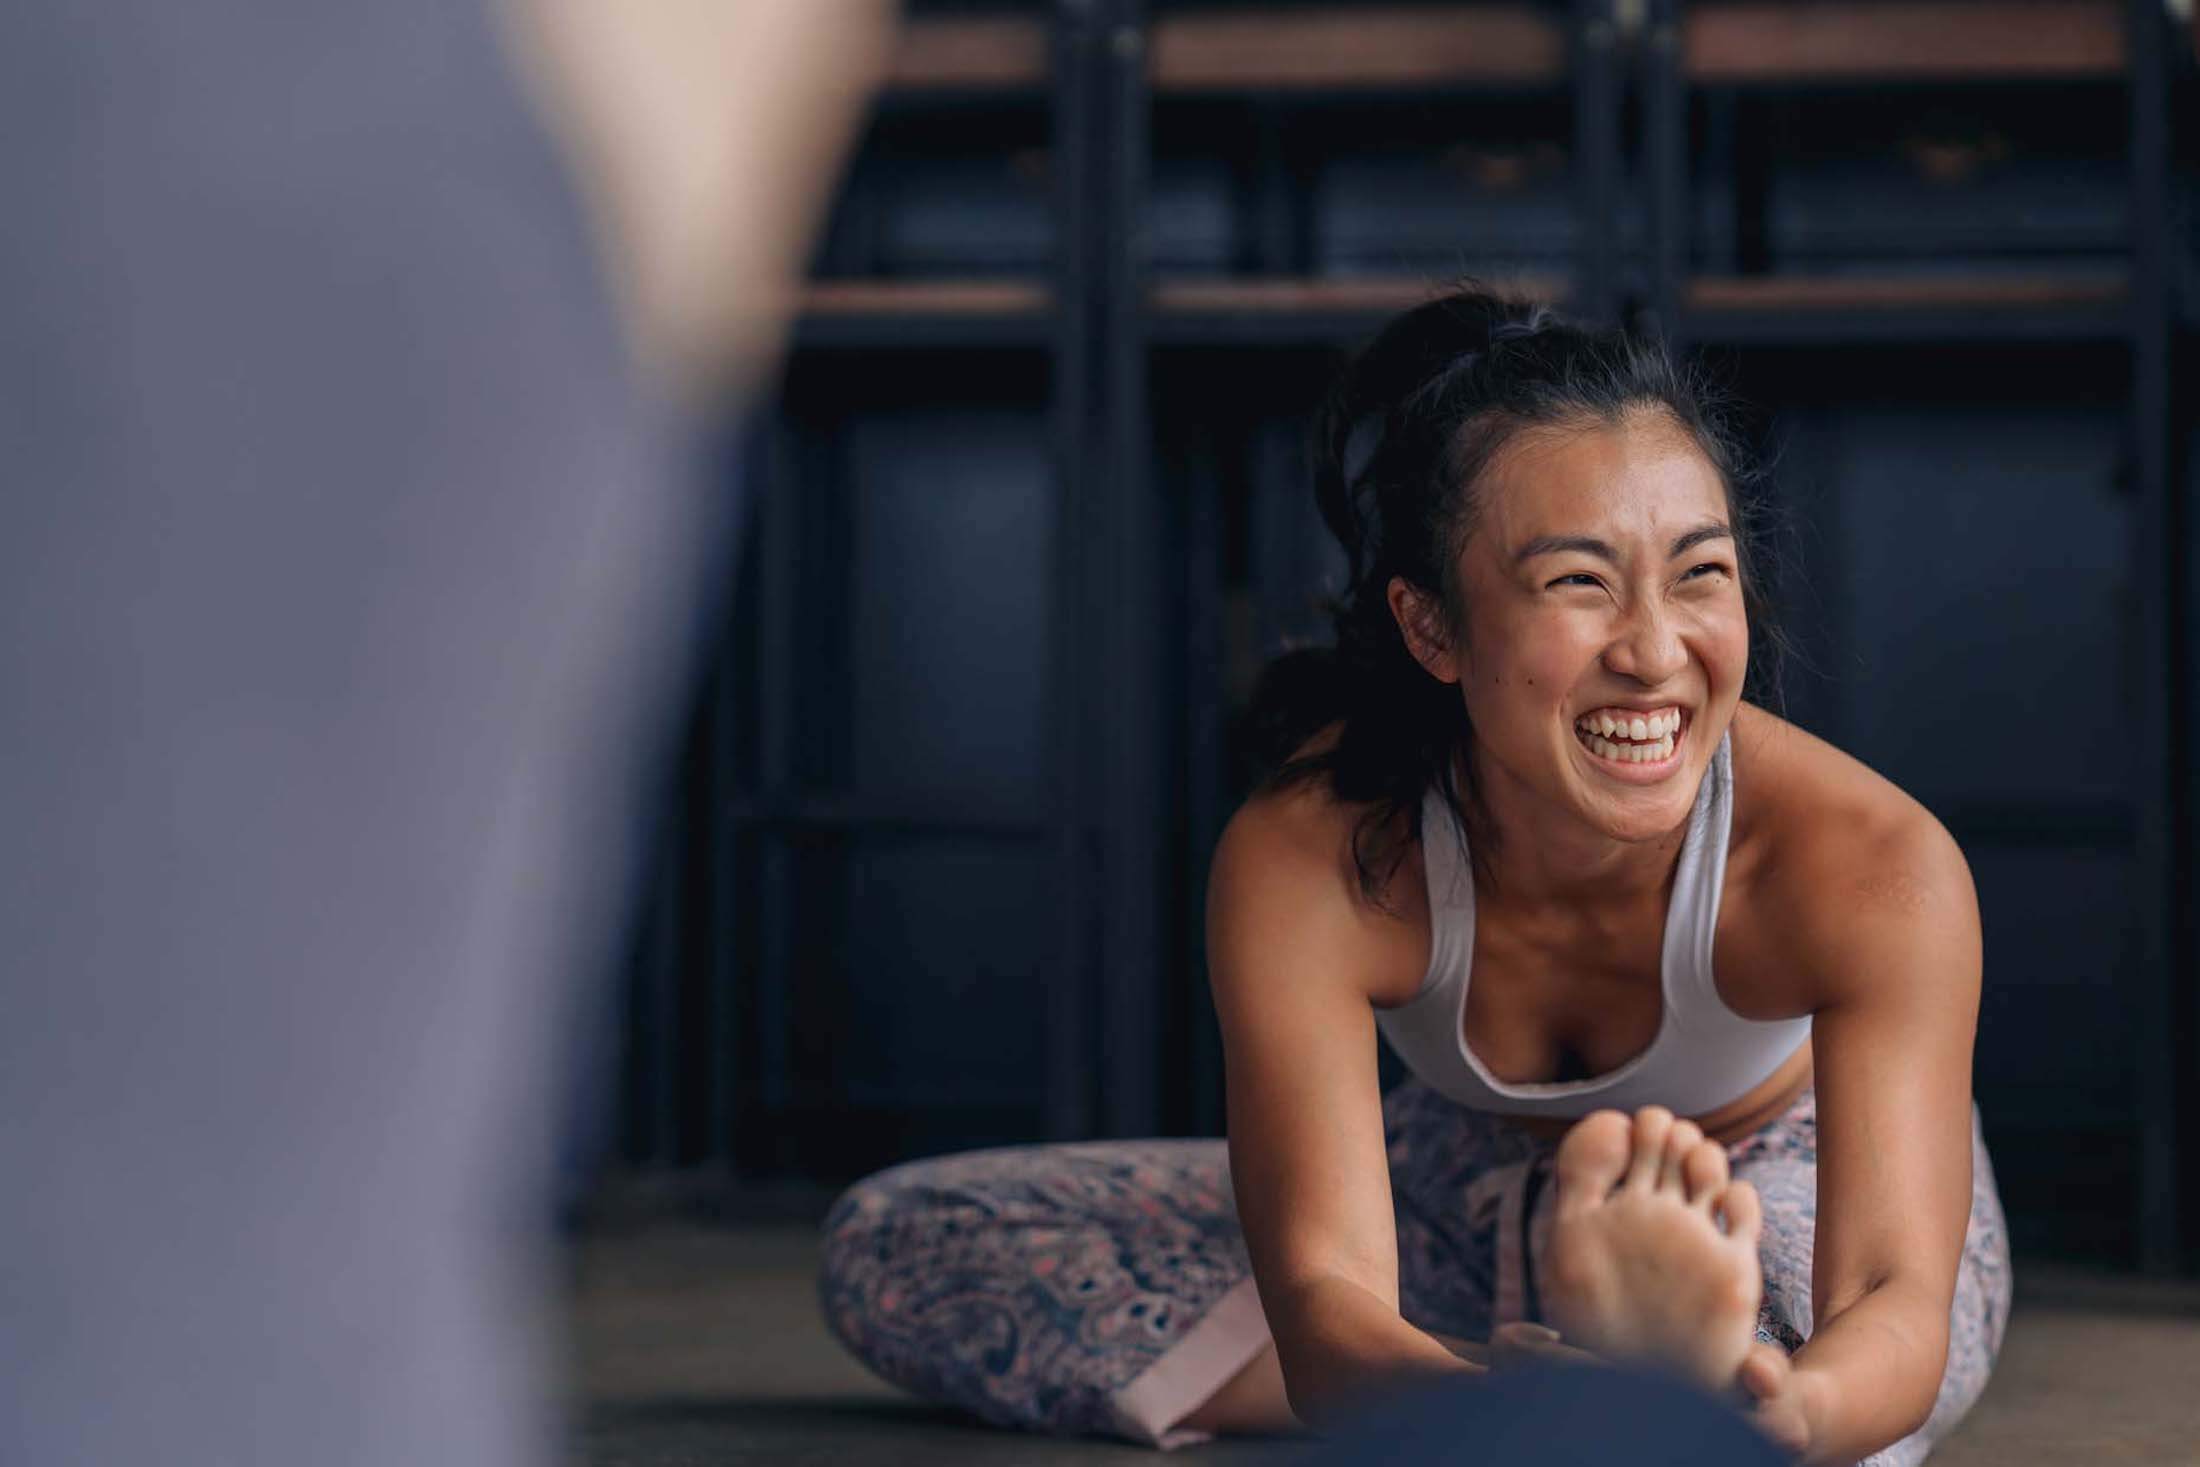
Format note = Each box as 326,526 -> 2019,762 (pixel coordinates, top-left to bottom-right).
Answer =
1723,704 -> 1979,1012
1207,751 -> 1429,1012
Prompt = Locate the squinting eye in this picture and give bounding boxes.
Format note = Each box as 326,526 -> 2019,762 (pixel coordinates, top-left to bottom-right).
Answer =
1548,574 -> 1601,589
1684,563 -> 1731,581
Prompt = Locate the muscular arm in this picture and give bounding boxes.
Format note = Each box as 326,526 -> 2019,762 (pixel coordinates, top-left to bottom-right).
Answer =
1206,797 -> 1480,1430
1769,814 -> 1982,1463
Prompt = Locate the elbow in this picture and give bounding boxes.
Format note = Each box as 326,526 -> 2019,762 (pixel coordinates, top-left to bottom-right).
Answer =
1281,1378 -> 1335,1436
1811,1275 -> 1950,1446
1902,1330 -> 1950,1439
1896,1296 -> 1951,1430
1274,1343 -> 1352,1435
1877,1298 -> 1949,1437
1277,1344 -> 1486,1437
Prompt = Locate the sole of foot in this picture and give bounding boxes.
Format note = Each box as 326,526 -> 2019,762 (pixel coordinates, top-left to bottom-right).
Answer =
1541,1105 -> 1764,1392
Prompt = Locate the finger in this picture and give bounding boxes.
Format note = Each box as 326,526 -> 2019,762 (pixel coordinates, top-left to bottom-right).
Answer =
1429,1331 -> 1491,1367
1749,1397 -> 1811,1455
1737,1341 -> 1789,1400
1492,1321 -> 1602,1371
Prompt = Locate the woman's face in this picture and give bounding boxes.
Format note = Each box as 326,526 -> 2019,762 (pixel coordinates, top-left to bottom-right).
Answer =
1397,411 -> 1750,845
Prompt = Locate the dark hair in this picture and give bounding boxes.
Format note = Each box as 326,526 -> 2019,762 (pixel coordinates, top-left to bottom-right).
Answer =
1242,284 -> 1777,902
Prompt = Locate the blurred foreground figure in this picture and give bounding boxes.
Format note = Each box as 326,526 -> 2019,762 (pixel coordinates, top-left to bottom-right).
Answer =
0,4 -> 887,1462
1307,1366 -> 1786,1467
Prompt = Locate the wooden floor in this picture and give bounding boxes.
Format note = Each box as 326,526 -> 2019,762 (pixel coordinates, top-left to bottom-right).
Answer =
564,1225 -> 2200,1466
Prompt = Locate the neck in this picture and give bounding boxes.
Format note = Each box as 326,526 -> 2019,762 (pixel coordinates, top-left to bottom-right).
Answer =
1460,746 -> 1690,911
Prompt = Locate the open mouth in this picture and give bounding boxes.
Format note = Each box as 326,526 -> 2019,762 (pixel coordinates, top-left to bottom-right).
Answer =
1572,706 -> 1686,768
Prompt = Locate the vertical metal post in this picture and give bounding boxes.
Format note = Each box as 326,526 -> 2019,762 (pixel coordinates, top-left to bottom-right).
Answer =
749,412 -> 801,1153
1641,0 -> 1686,343
705,418 -> 763,1167
1573,0 -> 1622,323
627,826 -> 681,1165
1182,426 -> 1228,1138
2129,0 -> 2185,1272
1097,0 -> 1162,1138
1250,104 -> 1297,277
1046,0 -> 1100,1142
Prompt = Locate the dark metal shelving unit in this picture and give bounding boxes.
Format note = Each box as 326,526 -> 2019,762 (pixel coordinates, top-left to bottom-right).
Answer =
1642,0 -> 2195,1271
624,0 -> 2200,1270
1118,0 -> 1625,1137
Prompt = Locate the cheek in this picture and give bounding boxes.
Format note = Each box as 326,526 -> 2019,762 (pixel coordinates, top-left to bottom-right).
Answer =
1693,601 -> 1751,681
1476,613 -> 1601,708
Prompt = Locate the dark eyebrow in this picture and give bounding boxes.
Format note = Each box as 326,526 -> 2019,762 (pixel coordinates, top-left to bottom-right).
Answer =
1513,534 -> 1615,565
1670,523 -> 1733,557
1513,523 -> 1733,565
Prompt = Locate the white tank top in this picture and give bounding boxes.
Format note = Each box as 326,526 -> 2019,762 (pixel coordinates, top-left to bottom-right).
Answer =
1373,735 -> 1811,1119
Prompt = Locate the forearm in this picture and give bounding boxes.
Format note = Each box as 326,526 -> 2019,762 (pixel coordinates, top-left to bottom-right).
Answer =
1786,1279 -> 1949,1464
1266,1274 -> 1485,1431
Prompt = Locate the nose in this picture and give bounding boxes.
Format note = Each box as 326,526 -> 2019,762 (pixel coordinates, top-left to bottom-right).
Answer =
1602,594 -> 1687,687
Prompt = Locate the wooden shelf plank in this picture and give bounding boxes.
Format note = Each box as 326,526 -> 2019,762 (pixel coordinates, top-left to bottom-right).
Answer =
1151,274 -> 1564,314
1685,1 -> 2125,83
1146,274 -> 1569,345
793,280 -> 1053,349
1686,274 -> 2125,312
886,15 -> 1049,91
1680,272 -> 2129,342
1151,5 -> 1566,91
1152,277 -> 1435,314
802,279 -> 1051,317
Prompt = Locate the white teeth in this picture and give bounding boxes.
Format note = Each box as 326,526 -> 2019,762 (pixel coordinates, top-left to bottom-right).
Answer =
1576,728 -> 1677,766
1573,708 -> 1687,748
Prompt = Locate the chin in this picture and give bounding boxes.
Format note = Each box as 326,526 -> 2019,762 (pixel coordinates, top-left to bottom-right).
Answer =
1565,743 -> 1706,841
1587,792 -> 1698,844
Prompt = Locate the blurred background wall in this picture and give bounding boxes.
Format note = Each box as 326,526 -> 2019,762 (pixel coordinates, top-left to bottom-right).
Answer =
583,0 -> 2200,1276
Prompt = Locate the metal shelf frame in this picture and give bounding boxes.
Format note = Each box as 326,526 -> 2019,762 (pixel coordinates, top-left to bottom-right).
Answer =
1641,0 -> 2193,1271
640,2 -> 2200,1269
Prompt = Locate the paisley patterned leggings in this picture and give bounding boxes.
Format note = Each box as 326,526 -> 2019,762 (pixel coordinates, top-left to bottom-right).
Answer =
819,1085 -> 2012,1463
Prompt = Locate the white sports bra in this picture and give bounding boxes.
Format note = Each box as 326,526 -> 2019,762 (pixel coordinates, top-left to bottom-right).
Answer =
1373,735 -> 1811,1119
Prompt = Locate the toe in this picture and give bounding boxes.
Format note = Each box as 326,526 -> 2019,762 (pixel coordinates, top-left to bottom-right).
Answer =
1554,1109 -> 1632,1215
1717,1179 -> 1763,1248
1681,1137 -> 1730,1206
1624,1106 -> 1674,1190
1658,1118 -> 1703,1195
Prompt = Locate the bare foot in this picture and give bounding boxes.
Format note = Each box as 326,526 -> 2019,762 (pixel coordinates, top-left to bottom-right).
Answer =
1541,1106 -> 1764,1392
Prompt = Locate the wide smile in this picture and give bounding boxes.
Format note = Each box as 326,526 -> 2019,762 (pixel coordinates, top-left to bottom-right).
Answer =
1571,704 -> 1688,780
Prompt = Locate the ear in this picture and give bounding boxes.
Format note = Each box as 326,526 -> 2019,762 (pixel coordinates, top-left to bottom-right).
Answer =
1386,576 -> 1460,685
